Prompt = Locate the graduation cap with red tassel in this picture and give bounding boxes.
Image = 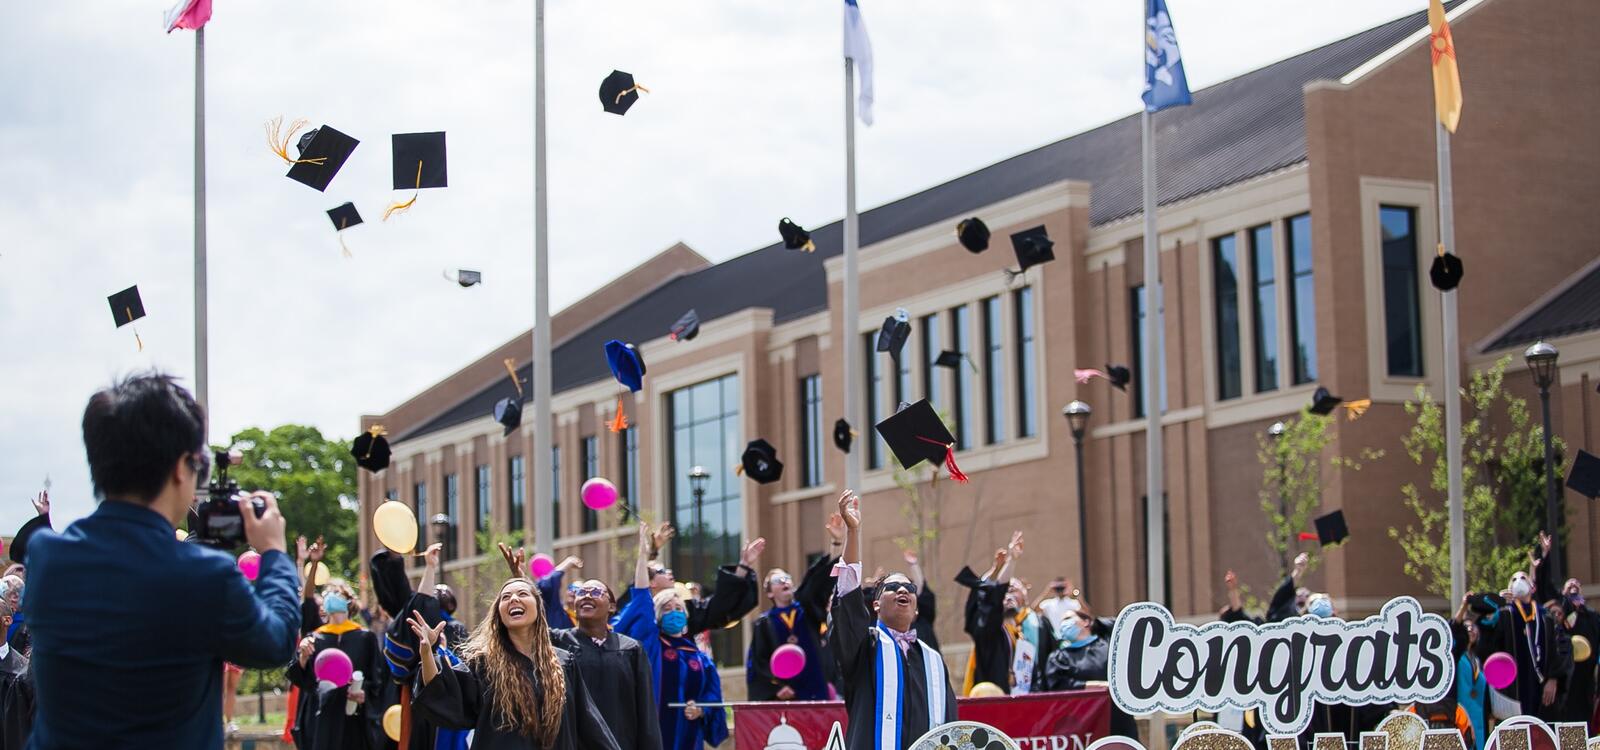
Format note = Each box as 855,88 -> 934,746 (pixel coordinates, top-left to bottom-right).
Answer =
874,399 -> 968,483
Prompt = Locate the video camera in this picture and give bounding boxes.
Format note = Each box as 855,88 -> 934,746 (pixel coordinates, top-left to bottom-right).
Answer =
192,449 -> 266,548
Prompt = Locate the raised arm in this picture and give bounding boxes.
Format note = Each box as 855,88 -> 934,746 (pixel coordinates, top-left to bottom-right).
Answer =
996,531 -> 1022,582
832,490 -> 870,680
903,548 -> 925,591
634,522 -> 652,590
496,542 -> 528,579
417,543 -> 443,594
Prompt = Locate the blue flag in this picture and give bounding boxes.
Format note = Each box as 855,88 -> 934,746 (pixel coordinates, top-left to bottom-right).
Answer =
1142,0 -> 1192,112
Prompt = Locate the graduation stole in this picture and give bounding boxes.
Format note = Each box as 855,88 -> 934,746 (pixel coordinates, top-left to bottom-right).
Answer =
1515,600 -> 1545,682
316,620 -> 361,636
872,622 -> 947,750
1005,609 -> 1039,691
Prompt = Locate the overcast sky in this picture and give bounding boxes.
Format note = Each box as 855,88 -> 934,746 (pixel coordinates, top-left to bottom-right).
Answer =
0,0 -> 1421,533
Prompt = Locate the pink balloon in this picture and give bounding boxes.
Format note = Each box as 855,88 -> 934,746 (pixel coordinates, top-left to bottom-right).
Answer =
581,478 -> 618,511
771,643 -> 806,680
314,648 -> 354,688
1485,652 -> 1517,690
237,550 -> 261,581
529,553 -> 556,579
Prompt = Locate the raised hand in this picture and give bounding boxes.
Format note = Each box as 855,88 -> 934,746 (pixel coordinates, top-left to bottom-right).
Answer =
1292,552 -> 1309,579
837,490 -> 860,529
825,513 -> 846,546
1224,570 -> 1239,591
1007,531 -> 1025,559
497,542 -> 528,577
307,536 -> 327,563
652,523 -> 676,551
902,549 -> 920,567
993,547 -> 1009,571
408,610 -> 445,649
297,636 -> 315,666
296,536 -> 309,566
556,555 -> 583,572
423,543 -> 442,570
741,538 -> 767,568
30,491 -> 48,517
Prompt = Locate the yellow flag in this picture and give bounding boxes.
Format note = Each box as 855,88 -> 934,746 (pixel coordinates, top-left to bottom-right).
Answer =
1429,0 -> 1463,132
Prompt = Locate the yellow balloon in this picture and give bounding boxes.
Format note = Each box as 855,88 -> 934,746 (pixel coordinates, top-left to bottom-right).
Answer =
374,501 -> 418,554
383,704 -> 403,741
304,561 -> 330,587
1575,635 -> 1593,662
969,682 -> 1005,698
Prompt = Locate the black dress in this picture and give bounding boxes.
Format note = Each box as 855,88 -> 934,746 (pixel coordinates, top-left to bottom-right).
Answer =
549,628 -> 663,750
746,553 -> 836,702
834,583 -> 958,750
286,626 -> 385,750
1493,601 -> 1572,720
1559,601 -> 1600,724
1040,638 -> 1137,738
414,646 -> 620,750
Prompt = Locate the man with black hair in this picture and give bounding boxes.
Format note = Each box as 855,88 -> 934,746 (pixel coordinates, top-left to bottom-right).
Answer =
23,373 -> 301,749
551,573 -> 662,750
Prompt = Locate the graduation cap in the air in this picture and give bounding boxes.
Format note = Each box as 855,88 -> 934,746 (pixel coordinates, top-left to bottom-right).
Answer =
1005,226 -> 1055,281
599,70 -> 649,115
1467,592 -> 1505,617
739,439 -> 784,484
350,425 -> 392,473
833,418 -> 855,454
108,285 -> 147,351
494,397 -> 523,436
277,121 -> 359,193
1429,245 -> 1464,292
669,309 -> 700,342
1568,449 -> 1600,500
326,203 -> 363,258
875,399 -> 968,482
386,131 -> 448,220
1308,387 -> 1371,420
1312,510 -> 1349,547
935,350 -> 978,373
957,217 -> 990,254
876,311 -> 912,361
605,341 -> 646,432
442,269 -> 482,288
778,218 -> 816,253
9,514 -> 50,566
1075,365 -> 1131,392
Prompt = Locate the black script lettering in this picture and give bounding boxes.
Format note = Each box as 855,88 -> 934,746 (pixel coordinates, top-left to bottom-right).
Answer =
1127,615 -> 1164,701
1367,632 -> 1393,690
1391,611 -> 1419,691
1203,634 -> 1258,696
1344,634 -> 1375,692
1165,639 -> 1201,697
1310,632 -> 1344,690
1417,627 -> 1445,690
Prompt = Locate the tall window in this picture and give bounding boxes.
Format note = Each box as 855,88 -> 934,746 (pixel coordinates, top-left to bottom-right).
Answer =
442,474 -> 459,560
921,313 -> 942,409
1213,235 -> 1242,401
619,427 -> 639,511
1132,285 -> 1168,418
1014,287 -> 1038,438
1381,205 -> 1424,378
1249,224 -> 1279,393
1286,214 -> 1317,385
949,305 -> 973,450
863,334 -> 883,470
581,436 -> 599,532
668,375 -> 744,666
799,375 -> 823,487
475,464 -> 491,535
414,482 -> 428,551
508,456 -> 525,540
551,446 -> 562,539
981,296 -> 1005,444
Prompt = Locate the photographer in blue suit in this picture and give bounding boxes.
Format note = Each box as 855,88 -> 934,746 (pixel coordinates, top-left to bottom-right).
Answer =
22,373 -> 301,749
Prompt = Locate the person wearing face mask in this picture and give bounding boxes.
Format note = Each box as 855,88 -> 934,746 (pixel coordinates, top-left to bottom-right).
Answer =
1555,578 -> 1600,726
1040,605 -> 1136,737
614,524 -> 726,750
1491,569 -> 1570,719
286,579 -> 383,750
745,514 -> 845,702
1305,593 -> 1336,619
954,532 -> 1054,696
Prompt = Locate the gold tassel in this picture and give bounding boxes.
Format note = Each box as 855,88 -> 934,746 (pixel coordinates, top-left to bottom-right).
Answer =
363,425 -> 387,460
1344,399 -> 1372,421
614,83 -> 651,104
383,161 -> 423,221
337,218 -> 353,259
134,329 -> 144,352
265,117 -> 328,166
503,358 -> 524,398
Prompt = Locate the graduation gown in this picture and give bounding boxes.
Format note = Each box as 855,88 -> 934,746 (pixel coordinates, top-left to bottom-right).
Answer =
550,628 -> 664,750
1041,637 -> 1138,738
0,651 -> 32,750
1493,601 -> 1571,719
955,566 -> 1012,694
1559,601 -> 1600,724
611,564 -> 757,638
834,580 -> 958,750
286,623 -> 384,750
913,586 -> 940,654
746,553 -> 835,701
613,588 -> 727,750
413,646 -> 620,750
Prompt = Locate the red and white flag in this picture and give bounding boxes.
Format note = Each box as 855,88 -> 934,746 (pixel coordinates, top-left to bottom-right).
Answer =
163,0 -> 212,32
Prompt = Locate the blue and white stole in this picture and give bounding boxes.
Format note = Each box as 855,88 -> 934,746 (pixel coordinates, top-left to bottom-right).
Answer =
871,622 -> 947,750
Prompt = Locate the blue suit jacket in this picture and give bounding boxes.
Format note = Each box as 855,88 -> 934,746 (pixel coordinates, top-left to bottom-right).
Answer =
23,501 -> 301,749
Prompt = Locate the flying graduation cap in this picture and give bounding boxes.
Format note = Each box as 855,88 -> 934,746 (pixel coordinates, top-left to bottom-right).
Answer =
935,350 -> 978,373
493,358 -> 525,436
1005,226 -> 1055,281
605,340 -> 646,432
1075,365 -> 1131,392
272,119 -> 359,192
599,70 -> 649,115
739,439 -> 784,484
442,269 -> 482,288
875,399 -> 968,483
326,203 -> 363,258
1311,510 -> 1349,547
108,285 -> 147,351
957,217 -> 990,254
386,132 -> 448,220
1429,244 -> 1464,291
876,309 -> 912,361
1308,387 -> 1371,420
833,418 -> 855,454
778,218 -> 816,253
669,309 -> 700,342
1568,449 -> 1600,500
350,425 -> 392,473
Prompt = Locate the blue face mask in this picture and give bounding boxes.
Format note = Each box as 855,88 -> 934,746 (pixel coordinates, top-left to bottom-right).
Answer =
1308,598 -> 1334,618
324,593 -> 349,615
1060,619 -> 1083,643
659,610 -> 688,636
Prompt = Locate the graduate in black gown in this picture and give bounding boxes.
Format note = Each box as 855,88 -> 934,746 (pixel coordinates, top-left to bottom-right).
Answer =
905,550 -> 940,655
832,490 -> 957,750
747,515 -> 844,702
1492,569 -> 1570,719
287,581 -> 384,750
1558,577 -> 1600,725
0,600 -> 32,750
410,577 -> 618,750
550,577 -> 663,750
370,545 -> 469,750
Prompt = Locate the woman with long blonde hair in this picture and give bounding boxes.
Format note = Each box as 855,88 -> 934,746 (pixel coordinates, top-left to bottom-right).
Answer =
410,577 -> 617,750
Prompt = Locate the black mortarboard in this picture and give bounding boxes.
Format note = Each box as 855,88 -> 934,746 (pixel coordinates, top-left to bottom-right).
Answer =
875,399 -> 957,471
454,270 -> 482,288
740,439 -> 784,484
833,418 -> 854,454
1467,592 -> 1505,617
1309,387 -> 1343,416
876,316 -> 912,360
957,218 -> 990,254
392,132 -> 448,190
1429,251 -> 1464,292
327,202 -> 363,231
369,549 -> 411,619
1568,449 -> 1600,500
1009,226 -> 1055,273
1313,510 -> 1349,546
599,70 -> 647,115
494,397 -> 522,436
351,427 -> 391,473
778,218 -> 816,253
935,351 -> 963,369
9,514 -> 50,566
669,309 -> 700,342
108,286 -> 145,328
1105,364 -> 1131,392
286,125 -> 360,192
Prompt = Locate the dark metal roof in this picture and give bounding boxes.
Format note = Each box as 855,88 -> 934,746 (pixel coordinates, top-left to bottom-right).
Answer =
1485,261 -> 1600,351
397,8 -> 1433,442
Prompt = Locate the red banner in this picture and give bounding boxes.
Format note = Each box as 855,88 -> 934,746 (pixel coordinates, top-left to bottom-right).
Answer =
733,688 -> 1111,749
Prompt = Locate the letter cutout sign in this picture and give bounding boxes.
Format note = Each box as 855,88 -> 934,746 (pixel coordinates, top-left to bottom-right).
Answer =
1107,597 -> 1454,734
1088,713 -> 1593,750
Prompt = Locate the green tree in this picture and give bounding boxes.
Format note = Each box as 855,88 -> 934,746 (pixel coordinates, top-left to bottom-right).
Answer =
1388,356 -> 1564,598
216,425 -> 359,580
1258,413 -> 1379,579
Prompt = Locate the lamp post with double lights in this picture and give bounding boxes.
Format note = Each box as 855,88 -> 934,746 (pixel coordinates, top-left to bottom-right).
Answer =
688,465 -> 710,585
1525,340 -> 1563,583
1063,401 -> 1093,602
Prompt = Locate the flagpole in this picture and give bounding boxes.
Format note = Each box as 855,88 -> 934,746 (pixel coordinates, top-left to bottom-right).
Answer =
1438,120 -> 1464,606
532,0 -> 554,557
193,26 -> 209,427
1141,109 -> 1165,605
843,57 -> 863,509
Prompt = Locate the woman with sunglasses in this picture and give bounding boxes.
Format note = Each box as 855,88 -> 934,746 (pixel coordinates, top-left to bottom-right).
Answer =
409,576 -> 618,750
550,571 -> 663,750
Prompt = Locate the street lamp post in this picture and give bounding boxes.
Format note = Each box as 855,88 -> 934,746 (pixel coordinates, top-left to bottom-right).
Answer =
1525,340 -> 1562,583
1268,421 -> 1288,573
688,466 -> 710,585
1063,401 -> 1093,602
430,513 -> 451,562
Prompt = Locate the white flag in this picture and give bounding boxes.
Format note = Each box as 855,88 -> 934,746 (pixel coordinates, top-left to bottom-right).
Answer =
843,0 -> 875,126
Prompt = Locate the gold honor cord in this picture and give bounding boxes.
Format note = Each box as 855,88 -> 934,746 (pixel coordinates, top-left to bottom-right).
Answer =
363,425 -> 387,460
266,117 -> 328,166
383,161 -> 423,221
125,307 -> 143,352
615,83 -> 651,104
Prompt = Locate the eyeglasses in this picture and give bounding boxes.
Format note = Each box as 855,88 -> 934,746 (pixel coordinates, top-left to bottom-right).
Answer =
768,574 -> 793,587
650,567 -> 673,579
569,585 -> 608,600
880,581 -> 919,596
